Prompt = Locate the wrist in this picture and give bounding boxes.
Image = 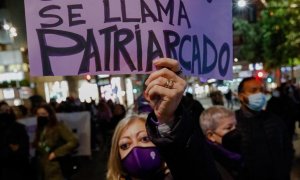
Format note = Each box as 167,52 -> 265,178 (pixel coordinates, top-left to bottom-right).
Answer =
156,112 -> 175,125
156,116 -> 175,138
157,123 -> 172,137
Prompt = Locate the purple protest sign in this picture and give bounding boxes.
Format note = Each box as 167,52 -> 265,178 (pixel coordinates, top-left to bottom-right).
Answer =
24,0 -> 232,79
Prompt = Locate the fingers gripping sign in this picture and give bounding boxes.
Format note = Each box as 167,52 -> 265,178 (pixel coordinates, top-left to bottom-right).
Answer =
145,58 -> 187,124
152,58 -> 182,72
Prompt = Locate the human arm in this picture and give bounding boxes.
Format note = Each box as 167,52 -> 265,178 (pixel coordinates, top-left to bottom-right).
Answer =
145,58 -> 221,180
144,58 -> 186,124
52,122 -> 78,159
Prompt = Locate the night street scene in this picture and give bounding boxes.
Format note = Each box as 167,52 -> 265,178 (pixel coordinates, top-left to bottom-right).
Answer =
1,0 -> 300,180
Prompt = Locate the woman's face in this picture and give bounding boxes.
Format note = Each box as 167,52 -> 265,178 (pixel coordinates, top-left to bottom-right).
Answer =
118,119 -> 155,159
208,116 -> 236,144
36,107 -> 49,117
215,116 -> 236,136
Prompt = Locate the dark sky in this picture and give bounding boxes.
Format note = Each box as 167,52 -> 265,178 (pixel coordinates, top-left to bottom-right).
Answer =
0,0 -> 27,48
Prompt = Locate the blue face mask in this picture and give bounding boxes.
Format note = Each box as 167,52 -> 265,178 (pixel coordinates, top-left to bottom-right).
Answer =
247,92 -> 266,111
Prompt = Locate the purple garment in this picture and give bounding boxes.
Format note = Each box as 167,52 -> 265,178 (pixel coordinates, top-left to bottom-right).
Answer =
207,140 -> 242,162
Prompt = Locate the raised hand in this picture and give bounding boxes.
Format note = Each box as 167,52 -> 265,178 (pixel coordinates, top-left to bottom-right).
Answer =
145,58 -> 186,124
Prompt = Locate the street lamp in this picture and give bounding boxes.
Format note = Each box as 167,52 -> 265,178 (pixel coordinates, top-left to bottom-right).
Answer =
237,0 -> 247,8
9,27 -> 17,37
3,23 -> 10,30
1,22 -> 17,38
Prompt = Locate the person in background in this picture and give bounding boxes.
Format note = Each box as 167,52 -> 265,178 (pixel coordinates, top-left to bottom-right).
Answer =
107,103 -> 127,149
210,90 -> 225,106
225,89 -> 234,109
96,100 -> 113,149
107,115 -> 172,180
33,104 -> 78,180
0,101 -> 30,180
200,106 -> 242,180
144,58 -> 221,180
111,104 -> 127,129
107,99 -> 115,114
235,77 -> 293,180
266,85 -> 298,140
49,98 -> 59,112
135,78 -> 153,114
29,95 -> 46,116
17,104 -> 29,119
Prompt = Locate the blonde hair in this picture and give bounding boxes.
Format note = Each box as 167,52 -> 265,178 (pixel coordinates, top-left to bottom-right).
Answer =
106,115 -> 147,180
199,106 -> 234,133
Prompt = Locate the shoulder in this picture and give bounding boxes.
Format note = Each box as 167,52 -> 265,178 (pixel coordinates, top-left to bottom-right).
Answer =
53,121 -> 71,132
234,110 -> 243,121
193,100 -> 203,107
57,121 -> 67,127
15,121 -> 26,128
12,121 -> 27,132
262,111 -> 286,128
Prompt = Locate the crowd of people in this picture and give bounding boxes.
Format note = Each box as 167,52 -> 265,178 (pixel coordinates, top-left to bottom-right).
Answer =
1,58 -> 300,180
0,92 -> 128,180
107,58 -> 300,180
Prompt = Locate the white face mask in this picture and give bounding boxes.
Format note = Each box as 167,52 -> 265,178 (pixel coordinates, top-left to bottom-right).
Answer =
247,93 -> 266,111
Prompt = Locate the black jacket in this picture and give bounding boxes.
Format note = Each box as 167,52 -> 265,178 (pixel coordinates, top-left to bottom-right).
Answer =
235,109 -> 293,180
266,95 -> 298,138
146,105 -> 221,180
0,119 -> 30,180
208,141 -> 243,180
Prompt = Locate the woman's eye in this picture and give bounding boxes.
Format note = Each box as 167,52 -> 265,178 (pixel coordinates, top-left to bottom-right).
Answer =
120,143 -> 129,150
141,136 -> 150,143
226,126 -> 232,130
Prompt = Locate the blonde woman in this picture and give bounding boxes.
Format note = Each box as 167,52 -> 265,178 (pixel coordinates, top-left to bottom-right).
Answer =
107,115 -> 171,180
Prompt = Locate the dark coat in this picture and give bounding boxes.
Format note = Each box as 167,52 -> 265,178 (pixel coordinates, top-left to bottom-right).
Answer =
146,105 -> 221,180
207,141 -> 243,180
182,96 -> 205,120
235,109 -> 293,180
266,95 -> 298,138
0,118 -> 30,180
36,122 -> 78,180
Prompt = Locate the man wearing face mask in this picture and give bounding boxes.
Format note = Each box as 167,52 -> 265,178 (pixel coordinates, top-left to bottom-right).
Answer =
234,77 -> 293,180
